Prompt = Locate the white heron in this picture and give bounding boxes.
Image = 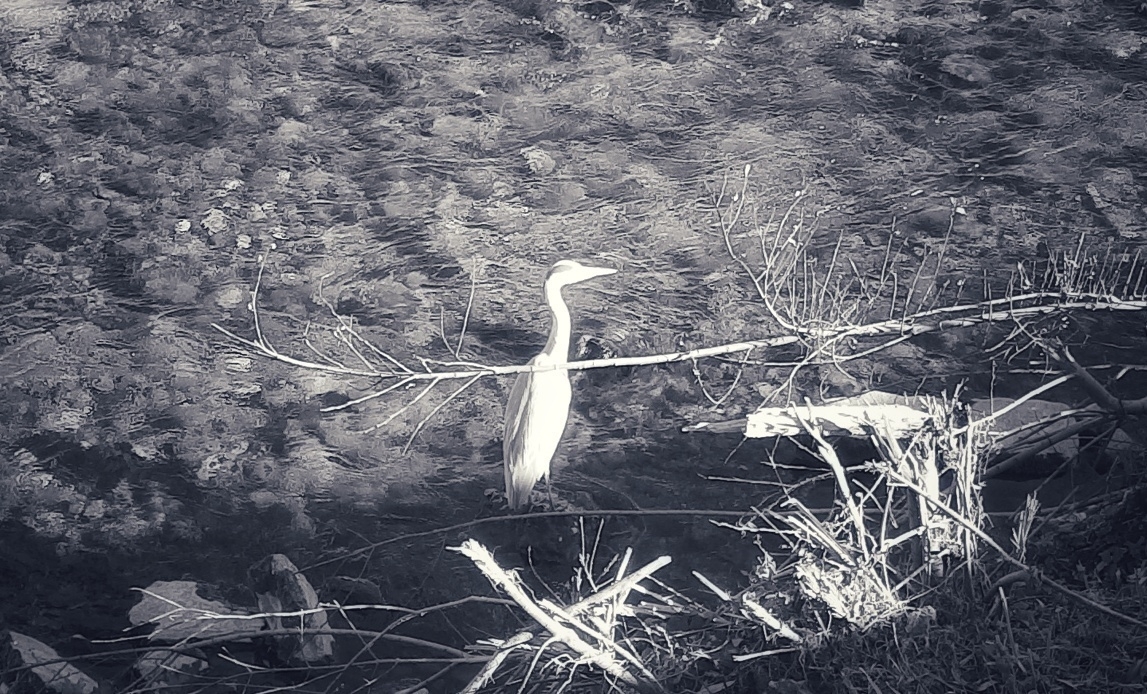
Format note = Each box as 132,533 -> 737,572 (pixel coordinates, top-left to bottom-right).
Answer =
503,260 -> 616,511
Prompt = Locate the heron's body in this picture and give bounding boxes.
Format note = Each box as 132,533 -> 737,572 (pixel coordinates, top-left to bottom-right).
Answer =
503,354 -> 572,510
503,260 -> 615,511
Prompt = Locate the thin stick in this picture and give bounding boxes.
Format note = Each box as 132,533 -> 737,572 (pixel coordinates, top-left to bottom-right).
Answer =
459,632 -> 533,694
567,555 -> 672,616
316,273 -> 412,373
956,374 -> 1075,435
321,377 -> 415,412
455,257 -> 480,359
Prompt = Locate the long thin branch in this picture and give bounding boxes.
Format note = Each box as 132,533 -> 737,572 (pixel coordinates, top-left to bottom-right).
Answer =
1057,345 -> 1147,414
216,295 -> 1146,387
321,377 -> 415,412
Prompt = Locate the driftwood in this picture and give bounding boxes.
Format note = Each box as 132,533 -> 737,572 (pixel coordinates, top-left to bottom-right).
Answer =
451,539 -> 667,693
684,392 -> 932,438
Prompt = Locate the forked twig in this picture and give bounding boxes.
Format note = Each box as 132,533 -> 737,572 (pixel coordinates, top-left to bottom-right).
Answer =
360,377 -> 442,434
403,374 -> 482,452
691,347 -> 752,406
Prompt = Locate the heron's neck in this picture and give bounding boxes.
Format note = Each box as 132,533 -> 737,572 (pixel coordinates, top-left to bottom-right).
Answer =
542,281 -> 572,362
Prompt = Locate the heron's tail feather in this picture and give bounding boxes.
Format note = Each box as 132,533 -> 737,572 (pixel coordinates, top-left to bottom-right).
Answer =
505,461 -> 542,511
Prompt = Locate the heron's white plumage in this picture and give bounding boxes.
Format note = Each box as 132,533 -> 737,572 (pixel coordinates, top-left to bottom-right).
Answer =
503,354 -> 572,510
502,260 -> 615,511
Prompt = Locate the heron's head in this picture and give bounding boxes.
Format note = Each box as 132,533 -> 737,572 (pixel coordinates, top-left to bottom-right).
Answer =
544,259 -> 617,291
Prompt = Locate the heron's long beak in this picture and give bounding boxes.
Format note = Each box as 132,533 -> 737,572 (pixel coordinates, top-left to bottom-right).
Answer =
573,265 -> 617,283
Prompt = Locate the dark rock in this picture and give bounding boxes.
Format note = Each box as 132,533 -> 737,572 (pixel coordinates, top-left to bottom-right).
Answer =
248,554 -> 334,665
0,629 -> 99,694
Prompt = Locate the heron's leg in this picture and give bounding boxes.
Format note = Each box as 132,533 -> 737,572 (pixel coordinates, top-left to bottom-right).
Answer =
545,475 -> 555,511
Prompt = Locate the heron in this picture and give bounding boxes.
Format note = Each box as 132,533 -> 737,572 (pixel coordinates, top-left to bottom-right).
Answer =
503,259 -> 617,511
